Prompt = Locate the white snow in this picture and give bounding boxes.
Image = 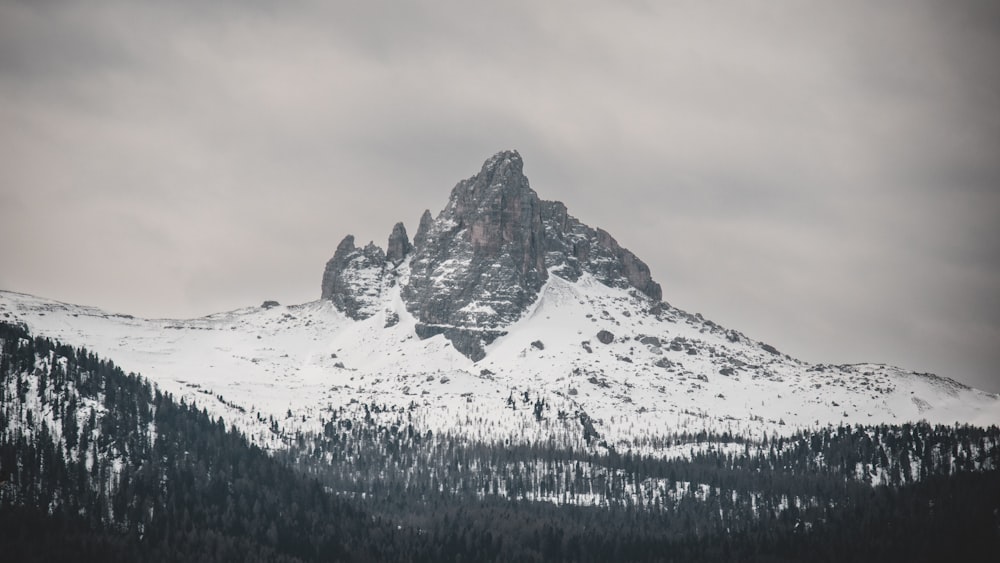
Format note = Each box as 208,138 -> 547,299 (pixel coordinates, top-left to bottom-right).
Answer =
2,277 -> 998,455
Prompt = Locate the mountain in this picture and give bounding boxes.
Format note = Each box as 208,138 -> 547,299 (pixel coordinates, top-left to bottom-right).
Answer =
1,150 -> 997,453
322,150 -> 659,360
3,150 -> 1000,561
4,321 -> 998,561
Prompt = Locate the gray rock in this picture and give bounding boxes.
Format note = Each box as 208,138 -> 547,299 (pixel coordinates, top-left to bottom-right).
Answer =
321,150 -> 666,361
386,222 -> 412,265
540,203 -> 661,301
413,323 -> 507,362
403,151 -> 548,359
320,235 -> 387,320
322,220 -> 414,321
639,336 -> 661,347
413,209 -> 433,249
596,330 -> 615,344
654,357 -> 673,369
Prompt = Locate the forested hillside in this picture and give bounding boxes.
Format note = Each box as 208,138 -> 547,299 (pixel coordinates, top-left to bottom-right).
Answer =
0,322 -> 398,561
2,320 -> 998,562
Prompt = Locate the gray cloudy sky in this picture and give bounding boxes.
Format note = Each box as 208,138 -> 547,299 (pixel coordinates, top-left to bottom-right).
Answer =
2,0 -> 999,392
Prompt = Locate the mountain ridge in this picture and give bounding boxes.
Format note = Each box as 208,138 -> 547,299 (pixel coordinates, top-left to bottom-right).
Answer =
1,151 -> 997,452
2,273 -> 997,454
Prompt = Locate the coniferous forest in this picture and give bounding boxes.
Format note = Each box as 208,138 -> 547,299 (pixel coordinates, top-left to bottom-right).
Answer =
2,320 -> 998,562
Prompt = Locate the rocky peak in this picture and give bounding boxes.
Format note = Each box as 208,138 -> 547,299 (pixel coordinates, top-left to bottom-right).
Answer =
321,235 -> 388,320
403,150 -> 548,360
413,209 -> 433,249
441,149 -> 545,275
386,222 -> 412,265
449,150 -> 527,207
333,234 -> 356,259
321,150 -> 662,359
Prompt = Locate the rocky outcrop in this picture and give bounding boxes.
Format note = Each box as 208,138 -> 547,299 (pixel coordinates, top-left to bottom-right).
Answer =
413,209 -> 433,249
386,222 -> 412,265
320,235 -> 388,320
321,150 -> 664,360
540,202 -> 661,301
402,150 -> 548,360
639,336 -> 661,347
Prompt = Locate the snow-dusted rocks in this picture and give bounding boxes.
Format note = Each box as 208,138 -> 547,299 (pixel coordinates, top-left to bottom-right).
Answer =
320,235 -> 388,320
322,150 -> 661,360
3,276 -> 998,457
540,201 -> 661,301
402,150 -> 549,360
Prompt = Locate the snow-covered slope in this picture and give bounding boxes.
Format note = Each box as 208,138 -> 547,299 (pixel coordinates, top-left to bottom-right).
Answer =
3,271 -> 997,454
4,153 -> 997,452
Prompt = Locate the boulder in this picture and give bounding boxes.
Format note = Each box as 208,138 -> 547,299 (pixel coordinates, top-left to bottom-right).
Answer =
596,330 -> 615,344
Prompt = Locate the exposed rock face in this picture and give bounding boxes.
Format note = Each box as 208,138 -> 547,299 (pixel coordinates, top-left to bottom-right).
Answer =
320,235 -> 387,320
540,202 -> 661,301
413,209 -> 433,249
320,150 -> 663,360
386,222 -> 412,265
403,151 -> 548,360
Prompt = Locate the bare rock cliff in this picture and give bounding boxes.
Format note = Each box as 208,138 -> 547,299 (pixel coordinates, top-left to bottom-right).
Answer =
321,150 -> 662,360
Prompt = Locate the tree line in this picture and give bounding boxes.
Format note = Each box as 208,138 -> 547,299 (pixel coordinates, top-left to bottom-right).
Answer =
2,321 -> 998,561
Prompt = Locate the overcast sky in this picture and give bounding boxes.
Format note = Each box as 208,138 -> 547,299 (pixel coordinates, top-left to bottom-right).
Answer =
2,0 -> 998,393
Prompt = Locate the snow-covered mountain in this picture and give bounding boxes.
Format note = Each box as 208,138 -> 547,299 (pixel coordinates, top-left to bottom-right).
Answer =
2,151 -> 997,453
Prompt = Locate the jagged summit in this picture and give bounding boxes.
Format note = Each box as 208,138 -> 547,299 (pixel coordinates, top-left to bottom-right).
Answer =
322,150 -> 662,360
472,149 -> 527,185
404,150 -> 548,359
320,235 -> 387,320
413,209 -> 433,248
386,222 -> 412,265
4,150 -> 998,445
